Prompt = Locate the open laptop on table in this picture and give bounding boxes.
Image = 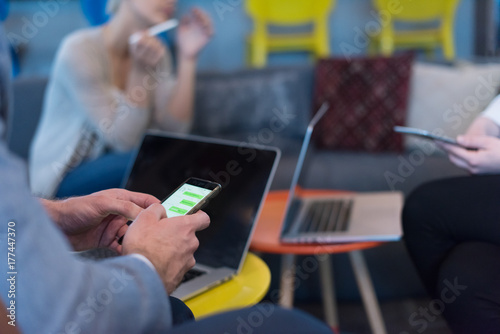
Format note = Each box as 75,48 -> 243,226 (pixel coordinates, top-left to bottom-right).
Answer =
280,104 -> 403,244
122,132 -> 280,300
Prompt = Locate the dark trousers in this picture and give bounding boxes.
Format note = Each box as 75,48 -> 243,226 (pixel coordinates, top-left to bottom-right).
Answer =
169,302 -> 332,334
403,175 -> 500,334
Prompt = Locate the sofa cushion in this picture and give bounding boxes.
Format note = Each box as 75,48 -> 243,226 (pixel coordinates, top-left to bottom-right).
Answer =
8,76 -> 47,160
312,53 -> 414,152
192,65 -> 314,140
405,61 -> 500,151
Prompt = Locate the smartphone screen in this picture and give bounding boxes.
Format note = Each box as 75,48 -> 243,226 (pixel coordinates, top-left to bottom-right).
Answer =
116,178 -> 220,245
161,179 -> 220,218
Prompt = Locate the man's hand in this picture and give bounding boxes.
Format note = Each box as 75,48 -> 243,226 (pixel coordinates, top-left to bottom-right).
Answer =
41,189 -> 159,253
122,205 -> 210,294
438,135 -> 500,174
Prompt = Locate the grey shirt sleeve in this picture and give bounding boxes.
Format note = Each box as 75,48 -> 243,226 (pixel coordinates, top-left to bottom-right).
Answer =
0,138 -> 173,333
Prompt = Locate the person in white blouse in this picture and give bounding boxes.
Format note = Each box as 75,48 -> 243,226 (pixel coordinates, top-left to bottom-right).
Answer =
438,95 -> 500,173
402,95 -> 500,333
29,0 -> 213,198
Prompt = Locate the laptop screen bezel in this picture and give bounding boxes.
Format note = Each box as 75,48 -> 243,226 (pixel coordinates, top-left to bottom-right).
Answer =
121,131 -> 281,273
279,103 -> 329,236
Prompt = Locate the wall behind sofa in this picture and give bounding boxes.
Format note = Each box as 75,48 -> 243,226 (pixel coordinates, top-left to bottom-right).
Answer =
5,0 -> 475,76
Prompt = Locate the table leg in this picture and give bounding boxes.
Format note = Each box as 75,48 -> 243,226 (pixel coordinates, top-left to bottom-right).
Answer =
279,254 -> 296,308
317,254 -> 339,329
349,250 -> 387,334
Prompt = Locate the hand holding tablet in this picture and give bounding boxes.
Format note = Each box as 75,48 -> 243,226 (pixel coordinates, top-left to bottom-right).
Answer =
394,126 -> 478,151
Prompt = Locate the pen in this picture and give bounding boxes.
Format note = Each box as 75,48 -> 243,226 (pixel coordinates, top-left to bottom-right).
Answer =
129,18 -> 179,44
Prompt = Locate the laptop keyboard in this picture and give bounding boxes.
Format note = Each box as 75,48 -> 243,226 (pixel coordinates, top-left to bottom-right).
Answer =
77,248 -> 119,260
181,268 -> 206,284
301,199 -> 353,233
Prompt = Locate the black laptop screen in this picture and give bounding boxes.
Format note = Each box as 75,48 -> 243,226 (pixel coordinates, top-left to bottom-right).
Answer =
123,133 -> 279,270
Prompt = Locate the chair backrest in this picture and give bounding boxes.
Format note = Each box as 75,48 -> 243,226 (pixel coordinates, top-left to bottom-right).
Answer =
373,0 -> 460,22
246,0 -> 334,25
81,0 -> 110,26
0,0 -> 9,22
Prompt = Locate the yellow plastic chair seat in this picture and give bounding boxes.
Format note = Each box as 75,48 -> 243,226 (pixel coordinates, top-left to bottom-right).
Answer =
184,253 -> 271,319
370,0 -> 459,60
265,34 -> 320,51
373,29 -> 443,48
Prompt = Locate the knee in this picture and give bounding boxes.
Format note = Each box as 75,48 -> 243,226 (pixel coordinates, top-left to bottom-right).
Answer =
402,179 -> 453,234
437,242 -> 500,333
242,304 -> 332,334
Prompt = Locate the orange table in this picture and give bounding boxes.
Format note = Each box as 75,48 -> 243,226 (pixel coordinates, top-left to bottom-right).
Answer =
250,190 -> 388,334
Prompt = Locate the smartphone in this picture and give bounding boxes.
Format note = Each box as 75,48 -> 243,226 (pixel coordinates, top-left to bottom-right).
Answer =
393,126 -> 478,151
160,177 -> 221,218
117,178 -> 221,245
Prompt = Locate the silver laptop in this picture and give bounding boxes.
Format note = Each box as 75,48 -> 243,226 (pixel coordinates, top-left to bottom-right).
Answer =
122,132 -> 280,300
280,104 -> 403,244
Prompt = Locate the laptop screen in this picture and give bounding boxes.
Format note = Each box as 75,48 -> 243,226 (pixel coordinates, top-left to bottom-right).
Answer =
123,132 -> 280,270
281,103 -> 329,235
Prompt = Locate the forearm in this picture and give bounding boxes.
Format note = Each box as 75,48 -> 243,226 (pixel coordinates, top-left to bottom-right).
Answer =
0,142 -> 173,332
156,55 -> 197,127
126,65 -> 154,110
18,242 -> 172,333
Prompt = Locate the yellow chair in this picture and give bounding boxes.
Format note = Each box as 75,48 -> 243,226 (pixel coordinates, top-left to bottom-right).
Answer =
370,0 -> 460,60
246,0 -> 335,68
184,253 -> 271,319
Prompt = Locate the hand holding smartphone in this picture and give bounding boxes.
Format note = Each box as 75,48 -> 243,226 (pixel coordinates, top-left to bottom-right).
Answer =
160,177 -> 221,218
117,178 -> 221,244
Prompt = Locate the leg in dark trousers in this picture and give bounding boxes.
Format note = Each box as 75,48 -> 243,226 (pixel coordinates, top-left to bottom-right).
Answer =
168,303 -> 332,334
403,175 -> 500,294
169,297 -> 194,326
402,175 -> 500,332
437,242 -> 500,334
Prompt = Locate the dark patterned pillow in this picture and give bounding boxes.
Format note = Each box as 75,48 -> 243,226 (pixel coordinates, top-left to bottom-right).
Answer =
312,53 -> 414,152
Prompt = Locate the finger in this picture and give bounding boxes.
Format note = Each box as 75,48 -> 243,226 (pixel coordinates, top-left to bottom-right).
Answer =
109,239 -> 122,254
98,198 -> 147,222
129,32 -> 149,50
97,215 -> 127,248
141,203 -> 168,221
441,143 -> 475,162
457,135 -> 489,150
448,154 -> 472,171
192,8 -> 213,35
116,223 -> 129,240
179,15 -> 191,28
113,189 -> 161,209
189,211 -> 211,232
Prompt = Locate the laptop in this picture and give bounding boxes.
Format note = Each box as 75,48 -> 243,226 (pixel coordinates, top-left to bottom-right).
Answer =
122,132 -> 280,300
280,104 -> 403,244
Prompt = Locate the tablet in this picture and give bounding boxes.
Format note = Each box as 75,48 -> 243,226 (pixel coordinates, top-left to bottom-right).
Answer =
393,126 -> 478,151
